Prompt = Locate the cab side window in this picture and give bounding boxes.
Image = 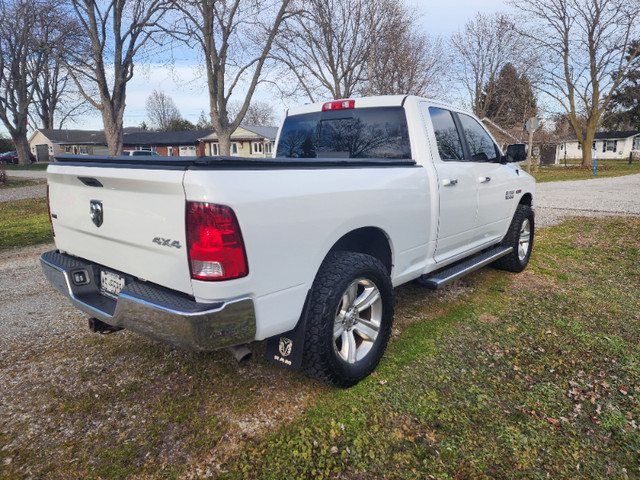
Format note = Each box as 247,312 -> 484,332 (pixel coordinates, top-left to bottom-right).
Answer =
429,107 -> 464,161
458,114 -> 499,162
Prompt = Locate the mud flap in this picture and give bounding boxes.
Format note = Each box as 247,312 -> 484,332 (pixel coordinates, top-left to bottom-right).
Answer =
265,329 -> 305,370
265,293 -> 309,371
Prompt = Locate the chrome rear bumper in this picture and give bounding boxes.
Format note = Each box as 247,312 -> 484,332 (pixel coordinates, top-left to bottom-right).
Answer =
40,250 -> 256,351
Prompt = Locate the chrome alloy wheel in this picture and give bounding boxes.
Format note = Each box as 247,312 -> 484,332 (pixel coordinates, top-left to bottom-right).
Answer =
518,218 -> 531,261
333,278 -> 382,364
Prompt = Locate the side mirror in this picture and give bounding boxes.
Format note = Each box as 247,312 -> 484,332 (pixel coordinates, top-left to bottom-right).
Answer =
505,143 -> 528,163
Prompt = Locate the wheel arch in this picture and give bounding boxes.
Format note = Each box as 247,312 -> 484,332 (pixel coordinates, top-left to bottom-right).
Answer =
326,227 -> 393,275
519,192 -> 533,207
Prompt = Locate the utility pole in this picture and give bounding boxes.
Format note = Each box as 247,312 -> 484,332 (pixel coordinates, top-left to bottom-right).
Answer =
525,117 -> 536,173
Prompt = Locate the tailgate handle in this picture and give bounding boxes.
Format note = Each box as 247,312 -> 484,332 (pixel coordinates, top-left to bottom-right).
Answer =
78,177 -> 103,187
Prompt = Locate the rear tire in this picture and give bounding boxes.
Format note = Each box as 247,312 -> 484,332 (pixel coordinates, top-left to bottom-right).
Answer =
302,251 -> 393,387
493,204 -> 534,273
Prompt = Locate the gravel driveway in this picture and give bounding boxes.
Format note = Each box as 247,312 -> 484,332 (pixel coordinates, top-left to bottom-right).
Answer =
535,174 -> 640,228
1,169 -> 47,202
5,169 -> 48,179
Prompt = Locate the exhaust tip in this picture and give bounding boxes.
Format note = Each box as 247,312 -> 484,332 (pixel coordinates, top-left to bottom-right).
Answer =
88,317 -> 123,335
229,344 -> 252,363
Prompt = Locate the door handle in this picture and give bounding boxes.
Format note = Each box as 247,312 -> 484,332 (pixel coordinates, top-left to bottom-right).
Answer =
442,178 -> 458,186
478,176 -> 491,183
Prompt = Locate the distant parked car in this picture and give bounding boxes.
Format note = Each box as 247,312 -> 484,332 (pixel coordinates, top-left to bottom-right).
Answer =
0,151 -> 36,164
123,150 -> 159,157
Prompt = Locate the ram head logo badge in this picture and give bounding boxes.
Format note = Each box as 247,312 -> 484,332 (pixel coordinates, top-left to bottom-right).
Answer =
279,337 -> 293,357
90,200 -> 103,227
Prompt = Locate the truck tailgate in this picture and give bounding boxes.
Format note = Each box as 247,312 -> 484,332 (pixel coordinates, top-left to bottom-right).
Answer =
47,164 -> 193,296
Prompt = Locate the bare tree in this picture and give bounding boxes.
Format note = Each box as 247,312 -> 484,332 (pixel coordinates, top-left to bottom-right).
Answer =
32,1 -> 91,130
145,90 -> 181,131
168,0 -> 291,155
274,0 -> 382,102
0,0 -> 46,165
450,13 -> 536,118
511,0 -> 640,167
366,0 -> 443,97
228,100 -> 276,126
61,0 -> 170,155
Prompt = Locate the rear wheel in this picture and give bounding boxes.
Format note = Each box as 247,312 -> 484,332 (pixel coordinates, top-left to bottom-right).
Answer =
494,204 -> 534,273
302,251 -> 393,387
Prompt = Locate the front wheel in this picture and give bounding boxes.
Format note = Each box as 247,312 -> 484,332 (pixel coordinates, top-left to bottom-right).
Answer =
493,204 -> 534,273
302,251 -> 394,387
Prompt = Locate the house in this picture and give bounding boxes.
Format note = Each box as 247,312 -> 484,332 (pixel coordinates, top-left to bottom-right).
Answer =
29,129 -> 108,162
29,127 -> 143,162
556,131 -> 640,163
122,130 -> 214,156
29,124 -> 279,161
199,124 -> 278,158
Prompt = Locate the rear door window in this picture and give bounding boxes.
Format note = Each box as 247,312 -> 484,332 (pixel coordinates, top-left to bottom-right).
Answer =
276,106 -> 411,159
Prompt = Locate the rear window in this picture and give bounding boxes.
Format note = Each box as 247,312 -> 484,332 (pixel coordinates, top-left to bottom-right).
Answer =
276,106 -> 411,159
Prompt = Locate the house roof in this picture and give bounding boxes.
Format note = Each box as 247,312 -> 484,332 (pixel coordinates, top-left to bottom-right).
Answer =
122,129 -> 215,146
563,130 -> 640,142
32,127 -> 143,145
593,130 -> 639,140
242,124 -> 278,140
200,124 -> 278,142
35,129 -> 106,145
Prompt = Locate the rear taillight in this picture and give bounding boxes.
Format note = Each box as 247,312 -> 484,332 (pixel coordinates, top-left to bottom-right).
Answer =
186,202 -> 248,281
46,185 -> 55,237
322,99 -> 355,111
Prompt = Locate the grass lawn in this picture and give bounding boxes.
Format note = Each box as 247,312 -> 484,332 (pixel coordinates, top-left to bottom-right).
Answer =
531,159 -> 640,182
0,197 -> 52,251
2,162 -> 49,171
1,216 -> 638,479
0,177 -> 46,189
223,217 -> 640,479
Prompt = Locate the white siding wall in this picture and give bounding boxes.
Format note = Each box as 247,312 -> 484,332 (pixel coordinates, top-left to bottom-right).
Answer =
556,135 -> 639,162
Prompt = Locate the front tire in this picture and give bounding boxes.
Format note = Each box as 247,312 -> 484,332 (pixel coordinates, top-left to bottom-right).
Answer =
493,204 -> 534,273
302,251 -> 393,387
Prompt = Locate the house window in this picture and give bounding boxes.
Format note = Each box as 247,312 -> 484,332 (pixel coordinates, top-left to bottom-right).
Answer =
231,143 -> 239,156
211,143 -> 219,156
65,146 -> 71,153
634,136 -> 640,150
49,146 -> 53,154
605,140 -> 617,152
168,146 -> 174,156
79,146 -> 88,155
265,142 -> 272,155
252,142 -> 263,154
578,143 -> 581,150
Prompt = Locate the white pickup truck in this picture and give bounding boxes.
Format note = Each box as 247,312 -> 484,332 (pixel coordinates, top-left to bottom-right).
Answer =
41,95 -> 535,387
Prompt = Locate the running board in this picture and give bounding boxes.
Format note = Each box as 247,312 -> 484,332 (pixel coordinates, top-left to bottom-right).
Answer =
418,246 -> 513,290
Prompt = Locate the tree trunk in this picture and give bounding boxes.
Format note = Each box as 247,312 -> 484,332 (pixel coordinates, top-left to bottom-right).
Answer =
217,128 -> 233,156
581,125 -> 597,167
101,102 -> 125,156
14,134 -> 31,166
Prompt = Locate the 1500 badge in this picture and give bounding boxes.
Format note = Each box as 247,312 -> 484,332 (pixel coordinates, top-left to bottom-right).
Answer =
153,237 -> 182,249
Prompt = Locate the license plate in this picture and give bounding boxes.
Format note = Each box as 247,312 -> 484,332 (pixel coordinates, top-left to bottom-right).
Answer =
100,270 -> 125,298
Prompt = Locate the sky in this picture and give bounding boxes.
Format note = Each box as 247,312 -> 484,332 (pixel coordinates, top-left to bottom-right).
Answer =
30,0 -> 510,133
